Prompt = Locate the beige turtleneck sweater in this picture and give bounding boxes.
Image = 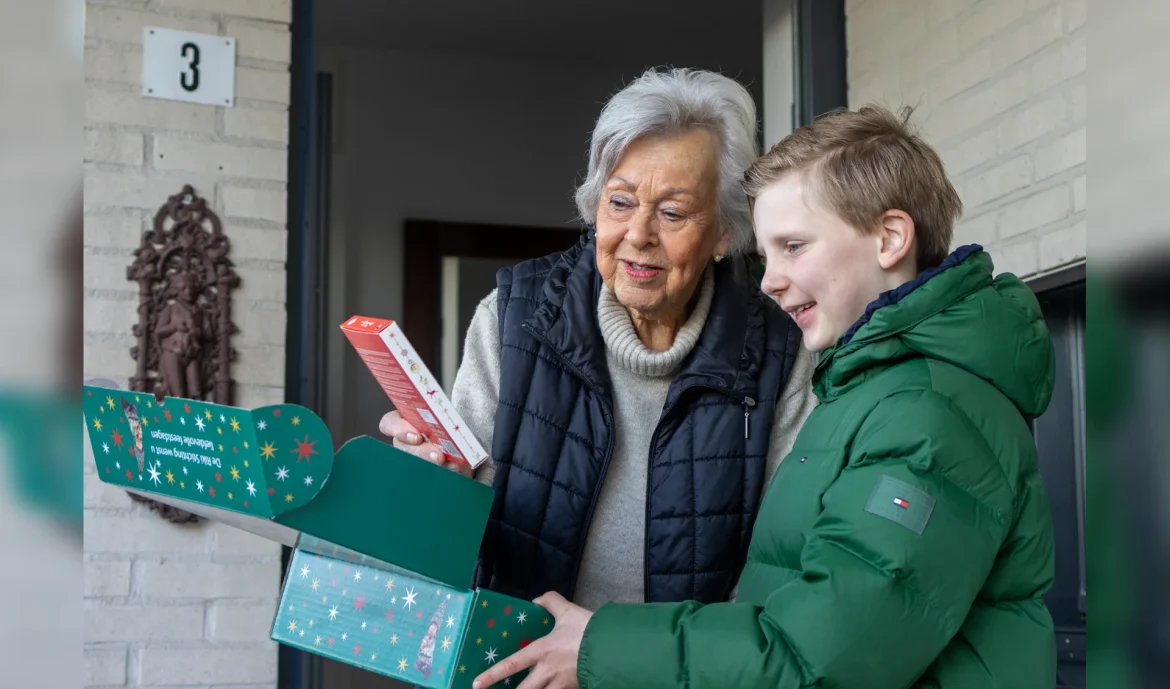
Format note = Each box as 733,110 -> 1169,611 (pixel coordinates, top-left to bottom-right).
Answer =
451,269 -> 817,611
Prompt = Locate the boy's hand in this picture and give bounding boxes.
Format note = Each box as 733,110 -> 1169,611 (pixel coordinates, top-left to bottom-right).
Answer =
379,411 -> 473,478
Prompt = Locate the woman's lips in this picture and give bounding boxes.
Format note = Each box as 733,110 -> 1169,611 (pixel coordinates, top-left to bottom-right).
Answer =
622,260 -> 663,280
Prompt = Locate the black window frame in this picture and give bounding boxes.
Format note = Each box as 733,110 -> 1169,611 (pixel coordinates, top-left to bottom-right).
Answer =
1028,262 -> 1087,689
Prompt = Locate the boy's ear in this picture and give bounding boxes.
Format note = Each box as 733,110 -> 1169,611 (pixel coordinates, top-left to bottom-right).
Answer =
876,209 -> 916,272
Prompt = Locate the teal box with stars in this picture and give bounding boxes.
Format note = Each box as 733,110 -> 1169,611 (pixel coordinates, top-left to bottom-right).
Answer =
82,382 -> 551,688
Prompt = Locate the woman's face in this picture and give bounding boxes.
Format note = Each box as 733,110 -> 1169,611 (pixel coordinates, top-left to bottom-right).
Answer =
595,129 -> 727,323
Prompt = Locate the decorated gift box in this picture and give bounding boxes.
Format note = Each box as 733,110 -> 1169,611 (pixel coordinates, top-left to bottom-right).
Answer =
81,382 -> 549,688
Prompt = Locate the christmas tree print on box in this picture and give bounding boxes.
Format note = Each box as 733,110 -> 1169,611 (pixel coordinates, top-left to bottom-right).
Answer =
82,386 -> 333,518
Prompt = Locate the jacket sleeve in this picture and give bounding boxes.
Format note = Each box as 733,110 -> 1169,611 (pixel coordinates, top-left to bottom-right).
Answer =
577,390 -> 1015,689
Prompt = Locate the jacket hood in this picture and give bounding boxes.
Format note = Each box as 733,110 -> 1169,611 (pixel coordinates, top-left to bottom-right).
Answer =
814,245 -> 1055,417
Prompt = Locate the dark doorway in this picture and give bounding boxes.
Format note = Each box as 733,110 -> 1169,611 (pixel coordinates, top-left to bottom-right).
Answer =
401,220 -> 584,378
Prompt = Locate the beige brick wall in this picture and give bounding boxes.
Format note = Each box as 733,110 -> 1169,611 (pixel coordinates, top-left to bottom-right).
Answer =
847,0 -> 1085,278
83,0 -> 292,687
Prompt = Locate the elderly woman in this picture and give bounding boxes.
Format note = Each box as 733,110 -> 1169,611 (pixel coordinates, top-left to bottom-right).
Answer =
381,68 -> 815,615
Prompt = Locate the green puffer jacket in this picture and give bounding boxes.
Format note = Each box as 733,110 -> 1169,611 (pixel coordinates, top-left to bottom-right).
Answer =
578,247 -> 1057,689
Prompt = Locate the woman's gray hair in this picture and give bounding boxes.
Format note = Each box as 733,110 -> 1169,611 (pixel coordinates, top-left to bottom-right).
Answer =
574,67 -> 759,255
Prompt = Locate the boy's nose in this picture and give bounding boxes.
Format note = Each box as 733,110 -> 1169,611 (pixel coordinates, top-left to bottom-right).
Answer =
760,267 -> 789,297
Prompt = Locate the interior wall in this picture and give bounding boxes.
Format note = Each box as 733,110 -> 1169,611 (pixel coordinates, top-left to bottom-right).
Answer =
319,45 -> 763,443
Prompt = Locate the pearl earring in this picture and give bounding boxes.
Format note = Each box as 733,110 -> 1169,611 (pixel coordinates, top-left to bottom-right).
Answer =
714,254 -> 724,263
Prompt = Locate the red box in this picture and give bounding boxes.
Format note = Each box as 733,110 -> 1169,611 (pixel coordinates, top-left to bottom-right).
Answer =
340,316 -> 488,469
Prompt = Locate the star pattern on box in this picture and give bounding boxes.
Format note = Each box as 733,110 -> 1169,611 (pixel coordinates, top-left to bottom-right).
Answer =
82,387 -> 333,520
272,549 -> 478,686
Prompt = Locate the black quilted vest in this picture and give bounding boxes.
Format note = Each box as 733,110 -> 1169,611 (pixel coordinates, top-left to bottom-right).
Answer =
473,233 -> 802,604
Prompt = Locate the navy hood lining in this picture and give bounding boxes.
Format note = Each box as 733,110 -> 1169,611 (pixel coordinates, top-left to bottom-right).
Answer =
840,244 -> 984,346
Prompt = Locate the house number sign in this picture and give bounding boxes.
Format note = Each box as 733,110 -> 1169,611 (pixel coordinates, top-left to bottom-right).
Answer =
142,27 -> 236,107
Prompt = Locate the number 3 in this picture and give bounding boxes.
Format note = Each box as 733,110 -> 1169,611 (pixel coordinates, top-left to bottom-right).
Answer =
180,42 -> 201,92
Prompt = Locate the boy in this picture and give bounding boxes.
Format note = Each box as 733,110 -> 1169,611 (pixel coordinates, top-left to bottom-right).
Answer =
561,106 -> 1057,688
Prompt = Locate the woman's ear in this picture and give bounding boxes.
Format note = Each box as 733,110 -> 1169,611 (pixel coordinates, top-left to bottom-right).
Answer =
876,209 -> 916,272
713,236 -> 731,262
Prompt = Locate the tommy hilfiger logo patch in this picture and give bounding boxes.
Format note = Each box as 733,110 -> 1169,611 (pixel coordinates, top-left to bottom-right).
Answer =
865,475 -> 936,535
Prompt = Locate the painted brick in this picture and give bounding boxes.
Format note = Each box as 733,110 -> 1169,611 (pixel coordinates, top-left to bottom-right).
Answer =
227,20 -> 292,63
85,603 -> 205,642
84,213 -> 146,248
933,45 -> 990,103
233,384 -> 287,409
958,0 -> 1030,50
213,522 -> 284,556
925,0 -> 980,28
85,170 -> 215,212
942,128 -> 995,175
137,561 -> 281,599
1065,0 -> 1086,31
914,20 -> 960,76
1070,82 -> 1085,122
236,267 -> 288,303
234,346 -> 286,387
85,43 -> 142,85
139,648 -> 278,686
959,69 -> 1032,133
155,0 -> 292,23
223,108 -> 290,143
85,647 -> 128,685
1032,34 -> 1085,93
964,156 -> 1033,208
1073,174 -> 1086,213
85,470 -> 134,509
84,297 -> 140,335
1038,220 -> 1086,267
996,95 -> 1068,153
998,185 -> 1070,238
236,67 -> 292,104
83,339 -> 137,381
926,69 -> 1030,144
223,187 -> 287,222
224,226 -> 288,261
84,513 -> 211,554
992,239 -> 1040,277
990,4 -> 1064,72
86,128 -> 145,167
82,253 -> 138,291
232,305 -> 288,347
85,5 -> 218,43
954,209 -> 997,247
85,561 -> 133,597
209,601 -> 279,641
1034,128 -> 1086,181
154,136 -> 288,181
87,86 -> 216,133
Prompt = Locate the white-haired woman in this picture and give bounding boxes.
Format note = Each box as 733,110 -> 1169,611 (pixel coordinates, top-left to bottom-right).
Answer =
382,67 -> 816,676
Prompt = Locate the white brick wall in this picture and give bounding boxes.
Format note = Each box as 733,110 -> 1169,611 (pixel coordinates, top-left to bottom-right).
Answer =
847,0 -> 1086,278
83,1 -> 292,687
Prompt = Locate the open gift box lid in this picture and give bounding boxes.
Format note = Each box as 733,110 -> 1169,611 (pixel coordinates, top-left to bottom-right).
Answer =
82,382 -> 493,589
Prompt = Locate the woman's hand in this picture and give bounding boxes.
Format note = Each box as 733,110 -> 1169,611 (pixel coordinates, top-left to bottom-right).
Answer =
472,592 -> 591,689
378,410 -> 473,478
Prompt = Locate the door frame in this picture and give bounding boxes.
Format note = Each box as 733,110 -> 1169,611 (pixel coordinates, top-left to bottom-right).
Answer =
401,219 -> 584,372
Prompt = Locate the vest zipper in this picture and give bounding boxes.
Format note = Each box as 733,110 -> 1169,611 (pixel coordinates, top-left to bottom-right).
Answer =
644,382 -> 754,601
519,322 -> 616,600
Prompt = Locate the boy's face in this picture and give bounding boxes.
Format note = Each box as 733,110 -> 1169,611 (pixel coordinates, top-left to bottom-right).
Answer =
753,173 -> 893,353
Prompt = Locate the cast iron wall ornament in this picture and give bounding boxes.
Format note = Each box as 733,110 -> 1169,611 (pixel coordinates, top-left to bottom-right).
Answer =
126,184 -> 241,523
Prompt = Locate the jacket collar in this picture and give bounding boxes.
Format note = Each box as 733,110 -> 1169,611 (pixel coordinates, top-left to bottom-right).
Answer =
524,233 -> 758,401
